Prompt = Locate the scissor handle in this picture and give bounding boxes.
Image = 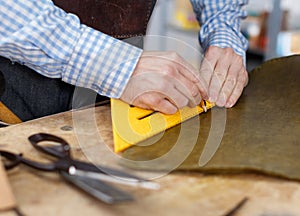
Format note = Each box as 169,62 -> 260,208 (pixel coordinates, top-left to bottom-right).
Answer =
0,150 -> 57,171
0,151 -> 22,169
28,133 -> 71,159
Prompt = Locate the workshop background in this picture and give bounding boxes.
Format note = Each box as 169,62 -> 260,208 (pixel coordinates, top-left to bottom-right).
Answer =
145,0 -> 300,71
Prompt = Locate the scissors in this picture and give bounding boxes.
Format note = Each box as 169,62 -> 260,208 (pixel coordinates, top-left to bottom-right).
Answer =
0,133 -> 159,204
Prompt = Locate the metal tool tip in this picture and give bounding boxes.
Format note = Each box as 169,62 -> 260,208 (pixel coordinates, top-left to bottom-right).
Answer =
200,100 -> 207,113
139,181 -> 160,190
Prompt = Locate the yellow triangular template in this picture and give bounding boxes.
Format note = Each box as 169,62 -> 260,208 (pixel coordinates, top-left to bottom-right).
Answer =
111,99 -> 214,152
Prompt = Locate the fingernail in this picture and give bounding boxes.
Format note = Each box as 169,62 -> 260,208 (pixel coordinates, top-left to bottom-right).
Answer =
169,106 -> 178,114
226,101 -> 234,108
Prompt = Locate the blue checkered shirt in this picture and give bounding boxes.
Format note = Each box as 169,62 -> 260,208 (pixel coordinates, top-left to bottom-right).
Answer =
190,0 -> 249,59
0,0 -> 248,98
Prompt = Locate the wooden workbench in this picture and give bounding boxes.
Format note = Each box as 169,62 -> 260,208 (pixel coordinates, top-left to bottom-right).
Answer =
1,105 -> 300,216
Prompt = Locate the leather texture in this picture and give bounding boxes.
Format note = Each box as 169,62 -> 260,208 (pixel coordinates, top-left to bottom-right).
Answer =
53,0 -> 156,39
121,55 -> 300,181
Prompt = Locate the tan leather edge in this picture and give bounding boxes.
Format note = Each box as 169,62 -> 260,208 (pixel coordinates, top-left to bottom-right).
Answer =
0,161 -> 16,211
0,102 -> 22,124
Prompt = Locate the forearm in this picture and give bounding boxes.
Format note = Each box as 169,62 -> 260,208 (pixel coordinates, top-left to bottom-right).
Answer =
0,0 -> 142,98
190,0 -> 248,59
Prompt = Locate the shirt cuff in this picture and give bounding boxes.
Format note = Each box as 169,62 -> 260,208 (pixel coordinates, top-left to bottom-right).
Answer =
62,25 -> 142,98
200,27 -> 248,64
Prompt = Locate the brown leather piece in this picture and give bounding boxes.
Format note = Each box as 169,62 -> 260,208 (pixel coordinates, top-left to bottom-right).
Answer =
53,0 -> 156,39
121,55 -> 300,181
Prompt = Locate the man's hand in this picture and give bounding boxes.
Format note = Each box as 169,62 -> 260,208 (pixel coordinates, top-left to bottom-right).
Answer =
120,51 -> 207,114
200,46 -> 248,108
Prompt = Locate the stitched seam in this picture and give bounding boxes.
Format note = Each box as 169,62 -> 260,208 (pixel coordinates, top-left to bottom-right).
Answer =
111,0 -> 154,39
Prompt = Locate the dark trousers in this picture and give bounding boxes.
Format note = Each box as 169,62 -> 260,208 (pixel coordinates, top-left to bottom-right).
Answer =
0,56 -> 107,121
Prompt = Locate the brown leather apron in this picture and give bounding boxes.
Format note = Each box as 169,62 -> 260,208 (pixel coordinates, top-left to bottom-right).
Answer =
53,0 -> 157,39
122,55 -> 300,181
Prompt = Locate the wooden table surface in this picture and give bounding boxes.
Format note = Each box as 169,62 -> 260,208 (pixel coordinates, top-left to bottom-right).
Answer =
1,105 -> 300,216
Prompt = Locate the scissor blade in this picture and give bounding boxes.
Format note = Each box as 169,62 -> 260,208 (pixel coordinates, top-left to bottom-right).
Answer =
60,171 -> 134,204
72,159 -> 144,180
70,168 -> 160,190
71,161 -> 160,190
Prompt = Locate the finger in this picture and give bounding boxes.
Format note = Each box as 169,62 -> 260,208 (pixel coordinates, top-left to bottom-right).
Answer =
199,56 -> 216,91
195,77 -> 209,100
208,56 -> 231,103
225,69 -> 248,108
174,83 -> 202,107
136,88 -> 189,111
133,92 -> 179,114
166,53 -> 208,101
217,63 -> 242,107
152,61 -> 202,107
167,52 -> 209,99
172,72 -> 202,107
164,84 -> 190,108
171,52 -> 201,83
156,99 -> 179,114
188,90 -> 202,107
175,84 -> 201,107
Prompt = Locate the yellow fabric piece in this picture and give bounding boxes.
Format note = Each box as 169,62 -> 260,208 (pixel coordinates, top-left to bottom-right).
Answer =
111,99 -> 214,152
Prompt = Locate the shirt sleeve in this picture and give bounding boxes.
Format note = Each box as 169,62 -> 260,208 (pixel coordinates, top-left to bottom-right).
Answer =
189,0 -> 249,59
0,0 -> 142,98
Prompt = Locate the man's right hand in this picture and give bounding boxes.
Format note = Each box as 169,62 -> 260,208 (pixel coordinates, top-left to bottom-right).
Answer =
120,51 -> 207,114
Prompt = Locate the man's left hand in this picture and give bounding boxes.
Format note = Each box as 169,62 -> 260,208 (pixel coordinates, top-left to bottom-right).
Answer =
199,46 -> 248,108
